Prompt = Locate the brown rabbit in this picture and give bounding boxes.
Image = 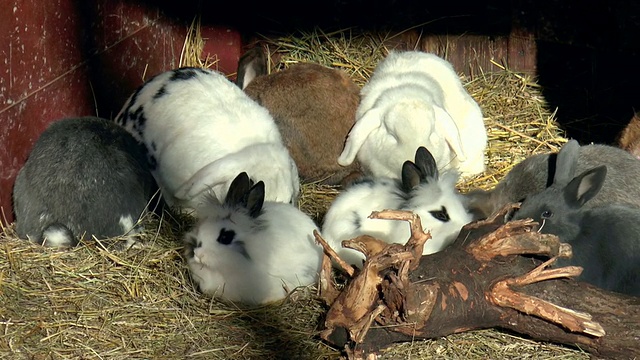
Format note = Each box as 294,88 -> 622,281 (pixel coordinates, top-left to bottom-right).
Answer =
616,111 -> 640,159
236,46 -> 363,186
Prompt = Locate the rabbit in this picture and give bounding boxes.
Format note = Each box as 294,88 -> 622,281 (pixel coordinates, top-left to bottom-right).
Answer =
616,111 -> 640,159
322,146 -> 473,267
236,46 -> 363,185
337,50 -> 487,179
511,140 -> 640,296
464,140 -> 640,220
183,172 -> 323,305
12,117 -> 159,248
114,66 -> 300,211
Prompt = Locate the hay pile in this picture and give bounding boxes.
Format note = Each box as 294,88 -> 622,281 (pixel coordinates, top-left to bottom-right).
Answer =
0,25 -> 589,359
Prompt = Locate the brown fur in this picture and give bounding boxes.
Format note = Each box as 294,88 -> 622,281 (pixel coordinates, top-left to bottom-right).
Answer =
243,61 -> 363,185
617,112 -> 640,159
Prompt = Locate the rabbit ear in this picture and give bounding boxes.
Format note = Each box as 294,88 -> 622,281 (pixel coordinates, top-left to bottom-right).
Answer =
225,172 -> 252,207
401,161 -> 422,191
433,106 -> 467,162
176,156 -> 247,201
338,108 -> 383,166
236,46 -> 268,90
245,181 -> 265,218
564,165 -> 607,207
414,146 -> 439,180
553,139 -> 580,186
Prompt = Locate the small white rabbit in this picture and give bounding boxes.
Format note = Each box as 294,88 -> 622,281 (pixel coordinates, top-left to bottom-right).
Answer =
183,172 -> 323,305
338,50 -> 486,178
115,67 -> 300,210
512,140 -> 640,296
323,146 -> 473,267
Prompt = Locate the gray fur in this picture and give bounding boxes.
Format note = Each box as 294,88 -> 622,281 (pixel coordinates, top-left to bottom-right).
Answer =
512,140 -> 640,296
12,117 -> 158,247
465,140 -> 640,219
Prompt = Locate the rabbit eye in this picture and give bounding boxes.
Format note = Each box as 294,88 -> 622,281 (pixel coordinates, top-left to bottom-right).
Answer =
429,206 -> 450,222
541,210 -> 553,219
186,235 -> 200,247
217,228 -> 236,245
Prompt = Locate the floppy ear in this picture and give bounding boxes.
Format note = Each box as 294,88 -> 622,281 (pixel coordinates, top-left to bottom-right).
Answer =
564,165 -> 607,207
224,172 -> 252,207
433,106 -> 467,162
553,139 -> 580,186
338,108 -> 383,166
245,181 -> 265,218
413,146 -> 439,180
236,46 -> 268,90
175,156 -> 246,201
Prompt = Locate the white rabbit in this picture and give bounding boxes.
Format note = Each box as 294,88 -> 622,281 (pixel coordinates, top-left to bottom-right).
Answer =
115,67 -> 300,210
183,172 -> 323,305
323,146 -> 473,267
338,50 -> 486,178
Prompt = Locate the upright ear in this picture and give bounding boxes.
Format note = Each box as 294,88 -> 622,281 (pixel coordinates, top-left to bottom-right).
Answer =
553,139 -> 580,186
225,172 -> 252,207
245,181 -> 265,218
236,46 -> 268,90
401,161 -> 422,192
413,146 -> 439,180
564,165 -> 607,207
433,106 -> 466,162
338,108 -> 383,166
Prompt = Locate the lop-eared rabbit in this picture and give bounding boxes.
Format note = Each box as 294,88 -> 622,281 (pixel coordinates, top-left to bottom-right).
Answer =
338,50 -> 487,179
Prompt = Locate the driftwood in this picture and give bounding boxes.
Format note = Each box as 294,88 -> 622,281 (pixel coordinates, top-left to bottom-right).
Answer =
315,204 -> 640,359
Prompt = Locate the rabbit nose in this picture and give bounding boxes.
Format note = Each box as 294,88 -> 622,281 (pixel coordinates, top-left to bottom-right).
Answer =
193,248 -> 205,263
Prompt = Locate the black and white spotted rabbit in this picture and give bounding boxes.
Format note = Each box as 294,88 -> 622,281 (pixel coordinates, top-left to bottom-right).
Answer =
115,67 -> 300,211
184,172 -> 322,305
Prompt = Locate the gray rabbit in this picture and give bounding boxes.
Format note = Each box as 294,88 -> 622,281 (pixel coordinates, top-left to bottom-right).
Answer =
465,141 -> 640,219
512,140 -> 639,296
13,117 -> 159,247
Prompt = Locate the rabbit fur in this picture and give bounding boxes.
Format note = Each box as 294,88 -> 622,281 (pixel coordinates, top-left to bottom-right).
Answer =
13,117 -> 158,247
465,140 -> 640,220
337,50 -> 486,179
512,140 -> 639,296
616,111 -> 640,159
322,146 -> 472,267
183,172 -> 323,305
115,67 -> 300,210
237,47 -> 363,185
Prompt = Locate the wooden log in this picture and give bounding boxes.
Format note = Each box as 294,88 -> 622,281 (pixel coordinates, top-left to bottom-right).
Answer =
317,205 -> 640,359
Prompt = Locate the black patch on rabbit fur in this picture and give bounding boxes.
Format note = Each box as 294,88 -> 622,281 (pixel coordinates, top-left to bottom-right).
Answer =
153,85 -> 167,100
352,211 -> 362,230
169,67 -> 209,82
217,228 -> 236,245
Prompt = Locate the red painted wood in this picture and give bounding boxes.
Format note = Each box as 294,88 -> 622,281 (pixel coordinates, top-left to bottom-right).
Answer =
0,1 -> 242,224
